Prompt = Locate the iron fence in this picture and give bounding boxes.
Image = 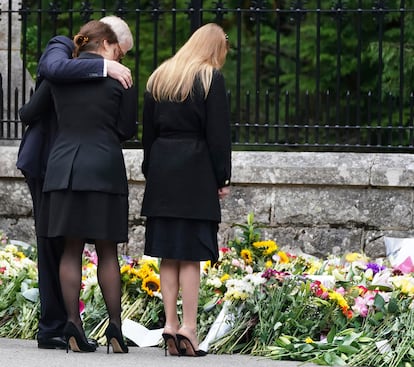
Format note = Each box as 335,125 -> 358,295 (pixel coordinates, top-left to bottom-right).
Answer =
1,0 -> 414,152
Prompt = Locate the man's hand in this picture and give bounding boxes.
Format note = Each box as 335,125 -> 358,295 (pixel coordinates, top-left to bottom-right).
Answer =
218,186 -> 230,199
107,60 -> 133,89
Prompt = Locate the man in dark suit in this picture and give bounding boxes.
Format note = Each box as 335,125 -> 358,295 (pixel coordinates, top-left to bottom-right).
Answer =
16,16 -> 134,349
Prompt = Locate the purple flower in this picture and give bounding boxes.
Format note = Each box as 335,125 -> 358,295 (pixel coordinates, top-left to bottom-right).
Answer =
261,268 -> 289,281
366,262 -> 385,275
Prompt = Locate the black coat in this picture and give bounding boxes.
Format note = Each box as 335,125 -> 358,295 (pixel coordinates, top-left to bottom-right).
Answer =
19,52 -> 137,195
141,70 -> 231,222
16,36 -> 107,179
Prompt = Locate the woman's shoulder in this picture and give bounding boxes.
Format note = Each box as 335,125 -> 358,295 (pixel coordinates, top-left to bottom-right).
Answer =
211,69 -> 226,88
212,68 -> 224,78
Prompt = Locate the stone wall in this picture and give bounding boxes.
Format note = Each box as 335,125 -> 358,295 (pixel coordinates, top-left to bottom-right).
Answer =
1,146 -> 413,259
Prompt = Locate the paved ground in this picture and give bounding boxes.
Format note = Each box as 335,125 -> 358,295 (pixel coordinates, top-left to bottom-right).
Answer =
1,337 -> 330,367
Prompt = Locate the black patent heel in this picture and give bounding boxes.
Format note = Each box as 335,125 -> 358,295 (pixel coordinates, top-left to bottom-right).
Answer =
176,333 -> 207,357
63,321 -> 96,353
162,333 -> 181,356
105,323 -> 129,353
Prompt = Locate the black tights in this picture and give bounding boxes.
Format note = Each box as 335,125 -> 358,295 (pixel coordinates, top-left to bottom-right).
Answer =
59,238 -> 122,331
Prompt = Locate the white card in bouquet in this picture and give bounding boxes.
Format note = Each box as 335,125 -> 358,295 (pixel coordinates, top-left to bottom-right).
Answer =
384,236 -> 414,270
121,319 -> 163,347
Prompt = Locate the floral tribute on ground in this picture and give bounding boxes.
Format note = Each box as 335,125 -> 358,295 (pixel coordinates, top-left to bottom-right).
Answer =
1,214 -> 414,366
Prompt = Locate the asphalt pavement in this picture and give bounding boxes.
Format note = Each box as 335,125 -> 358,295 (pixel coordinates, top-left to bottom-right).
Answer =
1,337 -> 331,367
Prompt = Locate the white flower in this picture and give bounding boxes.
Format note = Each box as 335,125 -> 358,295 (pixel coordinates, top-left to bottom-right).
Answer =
206,277 -> 222,288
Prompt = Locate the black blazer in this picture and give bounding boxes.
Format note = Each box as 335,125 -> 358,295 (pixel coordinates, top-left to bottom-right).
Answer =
16,36 -> 107,179
19,52 -> 137,195
141,70 -> 231,222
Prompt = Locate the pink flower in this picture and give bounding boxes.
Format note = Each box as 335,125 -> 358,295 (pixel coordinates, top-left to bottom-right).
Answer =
336,287 -> 346,295
84,249 -> 98,265
231,259 -> 242,267
79,300 -> 85,314
352,292 -> 376,317
357,285 -> 368,295
352,296 -> 369,317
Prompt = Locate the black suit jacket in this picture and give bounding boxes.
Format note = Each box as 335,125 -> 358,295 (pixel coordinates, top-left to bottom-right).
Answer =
19,53 -> 137,195
141,70 -> 231,222
17,36 -> 107,179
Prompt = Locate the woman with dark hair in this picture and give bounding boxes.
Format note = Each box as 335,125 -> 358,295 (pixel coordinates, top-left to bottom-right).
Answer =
19,20 -> 137,353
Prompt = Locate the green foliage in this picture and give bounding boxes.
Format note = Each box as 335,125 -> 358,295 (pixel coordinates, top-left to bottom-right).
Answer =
19,1 -> 414,148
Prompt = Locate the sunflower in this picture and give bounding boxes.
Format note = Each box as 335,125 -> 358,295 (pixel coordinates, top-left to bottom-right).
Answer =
136,262 -> 154,279
253,240 -> 278,256
141,274 -> 161,296
241,249 -> 253,264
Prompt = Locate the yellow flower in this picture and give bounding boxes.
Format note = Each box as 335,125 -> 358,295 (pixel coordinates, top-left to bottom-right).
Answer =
265,260 -> 273,268
253,240 -> 278,255
392,277 -> 414,296
220,273 -> 230,282
241,249 -> 253,264
16,251 -> 26,259
120,264 -> 131,274
305,337 -> 314,343
345,252 -> 365,263
329,291 -> 349,309
130,267 -> 140,277
141,274 -> 161,296
203,261 -> 211,272
307,261 -> 322,275
142,258 -> 159,272
137,263 -> 154,279
224,289 -> 248,301
277,251 -> 289,264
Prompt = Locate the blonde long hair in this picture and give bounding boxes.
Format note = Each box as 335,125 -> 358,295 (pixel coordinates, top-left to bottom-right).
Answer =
146,23 -> 229,102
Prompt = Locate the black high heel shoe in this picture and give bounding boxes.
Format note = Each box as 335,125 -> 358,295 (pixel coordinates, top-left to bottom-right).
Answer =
105,323 -> 129,353
176,333 -> 207,357
162,333 -> 181,356
63,321 -> 96,353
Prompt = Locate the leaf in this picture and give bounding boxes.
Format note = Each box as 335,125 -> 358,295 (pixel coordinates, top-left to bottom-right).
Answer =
203,296 -> 219,312
296,343 -> 315,353
367,284 -> 393,292
337,344 -> 359,355
327,325 -> 336,343
387,297 -> 400,314
21,288 -> 39,303
323,351 -> 348,366
373,293 -> 386,311
273,321 -> 283,331
341,331 -> 363,346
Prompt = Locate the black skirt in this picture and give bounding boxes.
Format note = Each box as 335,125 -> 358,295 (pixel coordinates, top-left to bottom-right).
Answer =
144,217 -> 219,262
37,189 -> 128,243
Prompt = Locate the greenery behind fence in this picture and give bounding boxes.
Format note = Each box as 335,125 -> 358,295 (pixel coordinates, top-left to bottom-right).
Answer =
16,0 -> 414,150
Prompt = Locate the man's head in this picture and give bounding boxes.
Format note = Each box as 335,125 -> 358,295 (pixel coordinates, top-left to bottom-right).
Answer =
100,16 -> 133,59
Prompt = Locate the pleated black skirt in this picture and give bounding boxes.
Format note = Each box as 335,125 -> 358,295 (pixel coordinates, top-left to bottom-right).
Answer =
144,217 -> 219,262
37,189 -> 128,243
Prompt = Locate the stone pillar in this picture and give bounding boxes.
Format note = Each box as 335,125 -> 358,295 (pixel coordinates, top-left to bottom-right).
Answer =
0,0 -> 35,139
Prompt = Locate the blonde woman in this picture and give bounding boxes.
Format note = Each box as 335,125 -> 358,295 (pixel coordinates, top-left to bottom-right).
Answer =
141,23 -> 231,357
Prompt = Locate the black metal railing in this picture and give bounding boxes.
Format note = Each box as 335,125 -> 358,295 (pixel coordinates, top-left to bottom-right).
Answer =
1,0 -> 414,152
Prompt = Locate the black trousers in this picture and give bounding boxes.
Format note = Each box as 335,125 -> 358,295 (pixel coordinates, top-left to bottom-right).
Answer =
26,175 -> 67,339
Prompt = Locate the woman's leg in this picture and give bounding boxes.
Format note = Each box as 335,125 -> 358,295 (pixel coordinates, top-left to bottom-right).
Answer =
95,240 -> 122,328
59,237 -> 85,328
160,258 -> 180,332
178,260 -> 201,347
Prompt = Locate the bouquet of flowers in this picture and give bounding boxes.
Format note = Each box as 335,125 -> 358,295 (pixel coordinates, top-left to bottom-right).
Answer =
2,213 -> 414,366
197,214 -> 414,366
